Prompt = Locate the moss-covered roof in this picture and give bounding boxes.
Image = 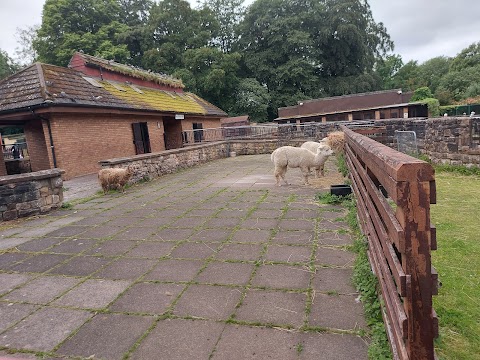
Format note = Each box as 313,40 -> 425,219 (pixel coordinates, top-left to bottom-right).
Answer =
74,52 -> 185,89
0,63 -> 226,117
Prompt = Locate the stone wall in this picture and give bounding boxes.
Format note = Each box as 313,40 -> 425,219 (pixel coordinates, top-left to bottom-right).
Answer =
0,169 -> 64,221
99,139 -> 304,183
423,117 -> 480,167
359,117 -> 479,167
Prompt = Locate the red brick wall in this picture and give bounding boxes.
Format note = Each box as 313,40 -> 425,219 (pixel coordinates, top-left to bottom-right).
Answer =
24,120 -> 52,172
49,113 -> 166,179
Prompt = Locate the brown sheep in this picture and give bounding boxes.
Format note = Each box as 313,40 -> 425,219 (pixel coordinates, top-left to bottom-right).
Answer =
98,166 -> 134,194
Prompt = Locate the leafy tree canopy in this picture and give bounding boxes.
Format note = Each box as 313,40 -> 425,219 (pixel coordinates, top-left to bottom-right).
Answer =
0,49 -> 20,80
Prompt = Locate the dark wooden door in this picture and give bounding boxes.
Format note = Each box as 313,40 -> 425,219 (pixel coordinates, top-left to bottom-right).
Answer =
132,122 -> 151,154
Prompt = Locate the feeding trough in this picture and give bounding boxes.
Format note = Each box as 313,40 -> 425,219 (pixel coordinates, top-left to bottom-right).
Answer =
330,184 -> 352,197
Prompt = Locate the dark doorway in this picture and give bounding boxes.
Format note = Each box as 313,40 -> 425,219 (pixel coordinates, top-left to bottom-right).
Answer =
132,122 -> 151,154
163,117 -> 183,150
193,123 -> 203,143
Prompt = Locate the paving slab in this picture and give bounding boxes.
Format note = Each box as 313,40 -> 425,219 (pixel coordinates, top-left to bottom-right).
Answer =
0,253 -> 30,270
252,264 -> 311,290
212,325 -> 299,360
131,319 -> 224,360
109,282 -> 184,314
309,294 -> 367,330
195,262 -> 255,286
312,267 -> 357,294
0,307 -> 92,352
48,255 -> 111,276
2,276 -> 80,304
265,244 -> 312,264
11,254 -> 72,273
15,237 -> 63,252
49,238 -> 99,254
53,279 -> 131,309
125,241 -> 175,258
189,229 -> 231,242
0,273 -> 33,295
152,228 -> 195,241
173,284 -> 242,320
231,229 -> 271,243
214,243 -> 263,261
56,313 -> 153,359
235,289 -> 306,327
315,247 -> 356,267
0,303 -> 38,333
143,259 -> 204,282
94,258 -> 156,280
85,240 -> 138,256
170,242 -> 220,260
299,332 -> 368,359
271,230 -> 315,245
278,219 -> 316,231
317,232 -> 354,246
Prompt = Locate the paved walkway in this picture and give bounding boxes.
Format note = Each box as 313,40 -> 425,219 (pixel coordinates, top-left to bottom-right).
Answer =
0,154 -> 367,360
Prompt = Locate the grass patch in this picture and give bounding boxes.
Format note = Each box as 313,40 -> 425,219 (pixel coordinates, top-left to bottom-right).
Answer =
60,202 -> 73,210
430,171 -> 480,359
337,153 -> 349,177
316,192 -> 352,205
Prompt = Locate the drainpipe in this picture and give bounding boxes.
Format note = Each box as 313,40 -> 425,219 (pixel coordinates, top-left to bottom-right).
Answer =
29,108 -> 57,168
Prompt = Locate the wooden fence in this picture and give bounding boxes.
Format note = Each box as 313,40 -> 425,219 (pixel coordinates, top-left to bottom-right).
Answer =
343,126 -> 438,360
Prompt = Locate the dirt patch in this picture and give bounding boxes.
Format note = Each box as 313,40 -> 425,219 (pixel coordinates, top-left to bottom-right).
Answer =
308,158 -> 346,190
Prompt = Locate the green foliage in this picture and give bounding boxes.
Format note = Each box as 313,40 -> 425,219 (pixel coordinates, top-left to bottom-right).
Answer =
450,42 -> 480,72
316,192 -> 352,205
60,202 -> 74,209
230,78 -> 271,122
202,0 -> 245,53
410,86 -> 433,101
238,0 -> 392,119
35,0 -> 127,65
391,60 -> 419,91
375,54 -> 403,90
0,49 -> 20,80
337,153 -> 349,178
419,98 -> 440,117
434,163 -> 480,176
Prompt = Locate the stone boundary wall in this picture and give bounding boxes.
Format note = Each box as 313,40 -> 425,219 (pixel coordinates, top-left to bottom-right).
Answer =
423,117 -> 480,167
99,139 -> 304,184
0,169 -> 64,222
373,117 -> 479,167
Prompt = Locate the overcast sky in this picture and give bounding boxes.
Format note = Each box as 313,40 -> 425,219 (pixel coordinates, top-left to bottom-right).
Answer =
1,0 -> 479,65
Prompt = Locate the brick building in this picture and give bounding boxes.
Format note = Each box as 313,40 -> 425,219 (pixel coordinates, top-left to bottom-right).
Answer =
0,52 -> 226,179
276,89 -> 428,123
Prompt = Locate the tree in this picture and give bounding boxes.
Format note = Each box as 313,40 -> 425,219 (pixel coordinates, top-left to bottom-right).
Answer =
392,60 -> 420,91
201,0 -> 245,52
450,42 -> 480,72
0,49 -> 20,80
230,78 -> 271,122
34,0 -> 125,65
237,0 -> 391,119
375,54 -> 403,89
14,25 -> 40,65
410,86 -> 433,101
175,47 -> 241,111
416,56 -> 450,93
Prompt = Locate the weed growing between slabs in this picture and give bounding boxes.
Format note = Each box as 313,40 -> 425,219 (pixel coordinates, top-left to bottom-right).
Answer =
316,192 -> 392,359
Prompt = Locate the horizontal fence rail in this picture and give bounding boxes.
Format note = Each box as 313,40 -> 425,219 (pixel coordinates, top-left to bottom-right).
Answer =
181,121 -> 376,146
342,126 -> 437,360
